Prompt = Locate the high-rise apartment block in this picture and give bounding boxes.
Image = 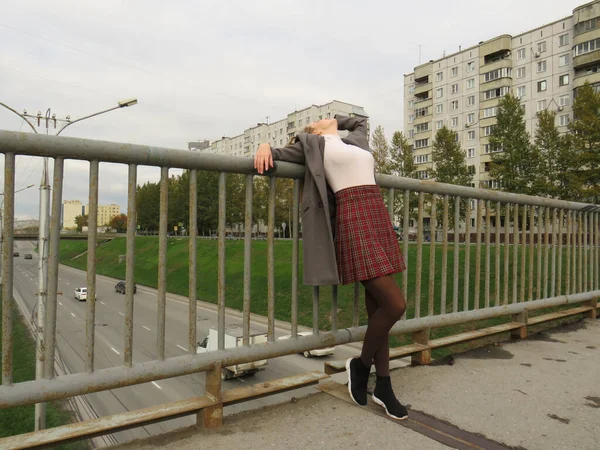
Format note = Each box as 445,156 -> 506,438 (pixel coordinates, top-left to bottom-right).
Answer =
403,0 -> 600,189
202,100 -> 369,157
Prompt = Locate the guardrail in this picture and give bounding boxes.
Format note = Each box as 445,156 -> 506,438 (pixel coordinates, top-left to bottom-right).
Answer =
0,130 -> 599,448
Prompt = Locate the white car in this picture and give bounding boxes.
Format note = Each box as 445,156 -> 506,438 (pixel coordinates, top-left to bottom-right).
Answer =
278,331 -> 336,358
74,287 -> 87,301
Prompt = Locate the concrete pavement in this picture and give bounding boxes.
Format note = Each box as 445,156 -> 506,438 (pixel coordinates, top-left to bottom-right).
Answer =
111,318 -> 600,450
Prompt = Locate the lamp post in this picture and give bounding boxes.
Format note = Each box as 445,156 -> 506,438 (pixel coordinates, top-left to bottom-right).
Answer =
0,98 -> 138,431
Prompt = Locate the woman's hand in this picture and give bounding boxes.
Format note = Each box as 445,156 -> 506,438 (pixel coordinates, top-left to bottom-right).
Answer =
254,143 -> 273,174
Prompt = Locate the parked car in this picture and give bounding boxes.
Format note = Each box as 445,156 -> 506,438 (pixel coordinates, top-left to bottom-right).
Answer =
74,287 -> 87,301
24,253 -> 33,260
115,281 -> 137,294
13,252 -> 19,257
277,331 -> 336,358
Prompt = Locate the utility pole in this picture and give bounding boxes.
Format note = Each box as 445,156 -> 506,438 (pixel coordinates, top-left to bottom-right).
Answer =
0,98 -> 138,431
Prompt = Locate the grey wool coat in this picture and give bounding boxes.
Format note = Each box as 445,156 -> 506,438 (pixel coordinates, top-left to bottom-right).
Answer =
268,115 -> 370,286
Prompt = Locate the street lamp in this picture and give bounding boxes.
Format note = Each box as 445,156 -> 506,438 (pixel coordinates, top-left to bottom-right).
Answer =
0,98 -> 137,431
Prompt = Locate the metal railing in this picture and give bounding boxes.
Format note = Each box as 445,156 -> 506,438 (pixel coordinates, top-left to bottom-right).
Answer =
0,129 -> 599,445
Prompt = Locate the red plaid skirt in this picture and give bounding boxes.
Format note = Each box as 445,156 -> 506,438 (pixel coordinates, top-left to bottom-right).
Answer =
334,185 -> 406,285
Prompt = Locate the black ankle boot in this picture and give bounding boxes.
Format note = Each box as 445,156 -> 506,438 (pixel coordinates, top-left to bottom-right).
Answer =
372,376 -> 408,420
345,358 -> 370,406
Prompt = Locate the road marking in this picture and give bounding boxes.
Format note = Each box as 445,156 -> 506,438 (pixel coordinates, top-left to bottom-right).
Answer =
143,326 -> 151,331
111,347 -> 120,355
70,313 -> 76,318
59,302 -> 63,306
152,381 -> 162,390
118,312 -> 125,317
177,344 -> 187,351
100,301 -> 106,305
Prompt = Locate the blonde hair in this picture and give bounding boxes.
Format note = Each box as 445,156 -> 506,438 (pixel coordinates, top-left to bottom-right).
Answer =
303,124 -> 315,134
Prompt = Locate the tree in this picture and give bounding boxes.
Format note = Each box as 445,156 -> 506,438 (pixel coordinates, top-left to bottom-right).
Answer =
371,125 -> 391,174
109,214 -> 127,233
74,214 -> 88,232
534,110 -> 582,200
430,126 -> 472,186
389,131 -> 416,178
489,94 -> 540,195
569,81 -> 600,203
137,181 -> 160,231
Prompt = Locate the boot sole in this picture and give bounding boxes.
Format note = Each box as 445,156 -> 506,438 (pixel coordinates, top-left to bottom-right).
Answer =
372,394 -> 409,420
345,358 -> 367,406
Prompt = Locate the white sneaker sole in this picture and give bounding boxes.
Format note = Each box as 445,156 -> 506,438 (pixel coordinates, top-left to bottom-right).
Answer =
345,358 -> 365,406
372,395 -> 409,420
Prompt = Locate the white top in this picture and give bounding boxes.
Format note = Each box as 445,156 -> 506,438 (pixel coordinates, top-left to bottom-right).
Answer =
322,134 -> 376,193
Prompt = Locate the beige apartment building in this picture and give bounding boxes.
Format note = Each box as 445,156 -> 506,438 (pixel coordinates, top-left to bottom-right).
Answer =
202,100 -> 369,157
62,200 -> 121,230
403,0 -> 600,190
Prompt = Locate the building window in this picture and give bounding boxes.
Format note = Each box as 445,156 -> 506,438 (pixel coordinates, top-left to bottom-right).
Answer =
408,100 -> 415,109
574,37 -> 600,56
516,67 -> 526,79
558,54 -> 570,66
451,83 -> 459,94
408,129 -> 414,138
451,100 -> 459,110
466,78 -> 475,90
415,122 -> 429,133
280,139 -> 283,145
574,17 -> 600,36
467,130 -> 475,140
417,170 -> 429,179
483,86 -> 510,100
467,148 -> 475,158
537,41 -> 547,53
517,48 -> 526,60
408,85 -> 415,94
436,120 -> 444,130
451,67 -> 458,77
468,166 -> 476,176
436,72 -> 444,82
415,107 -> 428,118
516,85 -> 526,98
408,114 -> 414,123
451,116 -> 459,127
559,114 -> 570,126
537,99 -> 547,112
559,74 -> 569,87
483,68 -> 512,82
436,88 -> 444,98
414,154 -> 430,163
483,125 -> 495,136
484,107 -> 497,118
436,104 -> 444,114
467,61 -> 475,73
414,138 -> 429,149
537,80 -> 547,92
467,95 -> 476,106
467,114 -> 475,124
537,60 -> 547,73
559,94 -> 570,107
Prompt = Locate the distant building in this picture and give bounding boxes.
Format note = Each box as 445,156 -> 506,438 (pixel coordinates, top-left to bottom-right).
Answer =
202,100 -> 369,157
84,204 -> 121,227
188,140 -> 210,151
62,200 -> 121,229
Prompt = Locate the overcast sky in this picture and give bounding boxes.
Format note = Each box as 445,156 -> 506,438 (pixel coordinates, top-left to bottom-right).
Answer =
0,0 -> 582,220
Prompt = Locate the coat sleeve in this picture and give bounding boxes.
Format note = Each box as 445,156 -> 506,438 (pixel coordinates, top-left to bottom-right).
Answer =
334,115 -> 367,137
269,139 -> 305,164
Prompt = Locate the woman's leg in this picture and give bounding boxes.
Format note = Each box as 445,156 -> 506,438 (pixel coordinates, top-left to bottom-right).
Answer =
359,275 -> 406,370
364,289 -> 391,377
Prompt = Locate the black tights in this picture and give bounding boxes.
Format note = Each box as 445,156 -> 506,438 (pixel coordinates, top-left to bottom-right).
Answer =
360,275 -> 407,376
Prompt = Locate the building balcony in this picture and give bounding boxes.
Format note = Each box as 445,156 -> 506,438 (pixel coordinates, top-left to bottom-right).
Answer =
414,97 -> 433,109
414,82 -> 432,96
574,70 -> 600,88
413,114 -> 432,126
574,49 -> 600,69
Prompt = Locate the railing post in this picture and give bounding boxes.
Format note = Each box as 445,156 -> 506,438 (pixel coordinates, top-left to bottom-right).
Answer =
198,363 -> 223,428
411,328 -> 431,365
584,297 -> 597,320
511,310 -> 528,339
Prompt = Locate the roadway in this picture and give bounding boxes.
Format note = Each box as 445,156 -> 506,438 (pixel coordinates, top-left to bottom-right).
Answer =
11,241 -> 357,446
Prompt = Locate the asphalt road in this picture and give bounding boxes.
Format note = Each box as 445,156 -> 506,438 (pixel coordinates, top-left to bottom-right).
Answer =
11,241 -> 356,446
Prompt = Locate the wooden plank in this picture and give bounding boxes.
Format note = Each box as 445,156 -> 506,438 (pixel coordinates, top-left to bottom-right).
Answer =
222,371 -> 328,406
527,306 -> 594,326
0,395 -> 218,450
429,322 -> 523,349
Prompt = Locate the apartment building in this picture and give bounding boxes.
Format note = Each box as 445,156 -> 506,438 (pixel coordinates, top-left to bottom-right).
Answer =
62,200 -> 122,229
202,100 -> 369,157
403,0 -> 600,190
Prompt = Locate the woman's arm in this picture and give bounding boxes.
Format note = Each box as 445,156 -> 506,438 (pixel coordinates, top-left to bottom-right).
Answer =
254,139 -> 305,174
334,115 -> 367,136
